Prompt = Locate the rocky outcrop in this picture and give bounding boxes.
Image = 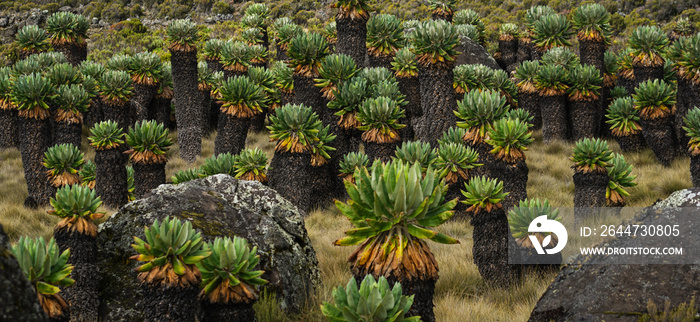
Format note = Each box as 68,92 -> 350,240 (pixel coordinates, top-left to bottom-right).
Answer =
455,37 -> 501,70
529,188 -> 700,321
0,224 -> 47,321
96,174 -> 321,321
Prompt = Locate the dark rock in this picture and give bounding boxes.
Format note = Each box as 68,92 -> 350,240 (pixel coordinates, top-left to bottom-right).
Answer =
529,188 -> 700,321
0,224 -> 48,321
96,174 -> 320,320
455,37 -> 501,70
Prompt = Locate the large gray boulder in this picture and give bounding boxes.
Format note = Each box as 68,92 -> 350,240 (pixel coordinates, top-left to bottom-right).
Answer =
454,37 -> 501,70
0,224 -> 47,321
529,189 -> 700,321
96,174 -> 321,321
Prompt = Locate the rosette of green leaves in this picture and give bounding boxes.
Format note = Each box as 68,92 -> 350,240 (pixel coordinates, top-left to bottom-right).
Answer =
80,160 -> 96,188
98,70 -> 133,103
532,14 -> 573,51
541,47 -> 580,71
391,47 -> 418,78
309,125 -> 337,167
245,3 -> 270,18
461,176 -> 508,214
683,107 -> 700,155
628,25 -> 668,67
504,108 -> 534,126
453,9 -> 486,44
570,138 -> 614,173
525,6 -> 556,31
339,151 -> 369,182
410,19 -> 459,68
454,24 -> 480,43
130,217 -> 211,287
438,127 -> 467,146
128,51 -> 163,85
197,236 -> 267,304
200,153 -> 237,177
321,275 -> 419,322
606,153 -> 637,205
435,142 -> 481,184
360,67 -> 396,85
667,33 -> 700,85
215,75 -> 268,118
166,19 -> 199,52
323,21 -> 337,44
11,236 -> 74,302
454,89 -> 509,144
46,12 -> 88,45
248,44 -> 268,64
106,54 -> 131,71
43,143 -> 84,186
272,61 -> 294,93
567,64 -> 603,100
486,117 -> 533,163
171,167 -> 203,185
609,86 -> 628,100
314,53 -> 358,99
493,69 -> 518,107
220,41 -> 250,72
514,60 -> 540,93
12,58 -> 42,77
234,148 -> 268,182
606,97 -> 641,136
275,23 -> 302,52
11,72 -> 55,120
328,76 -> 367,129
15,25 -> 50,53
53,84 -> 90,120
508,198 -> 560,246
332,0 -> 372,20
356,96 -> 406,143
571,3 -> 612,44
48,184 -> 105,236
125,120 -> 173,164
287,32 -> 330,77
393,141 -> 438,172
89,120 -> 124,150
47,63 -> 81,86
267,103 -> 322,153
202,39 -> 225,61
366,14 -> 404,57
632,79 -> 676,120
534,63 -> 569,95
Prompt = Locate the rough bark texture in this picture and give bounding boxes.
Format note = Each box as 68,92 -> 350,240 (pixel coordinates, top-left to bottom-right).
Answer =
171,49 -> 202,163
578,40 -> 605,76
618,76 -> 636,96
471,209 -> 521,287
530,188 -> 700,321
292,75 -> 324,112
415,64 -> 457,147
94,148 -> 128,209
53,43 -> 85,66
336,16 -> 367,68
214,113 -> 250,156
198,88 -> 213,134
398,76 -> 421,141
569,99 -> 600,140
572,171 -> 608,225
268,151 -> 313,214
84,98 -> 104,130
363,141 -> 399,163
490,160 -> 528,212
446,178 -> 469,220
19,117 -> 54,208
102,100 -> 131,133
516,38 -> 531,65
133,162 -> 166,199
367,54 -> 393,69
692,155 -> 700,188
205,58 -> 223,74
0,224 -> 48,321
498,39 -> 517,72
675,79 -> 700,152
599,86 -> 613,138
518,91 -> 541,130
96,175 -> 320,319
53,121 -> 82,148
275,44 -> 288,62
200,301 -> 257,321
249,109 -> 267,133
518,246 -> 562,276
139,285 -> 199,322
132,83 -> 157,123
614,133 -> 646,152
540,94 -> 568,142
640,116 -> 677,166
0,108 -> 17,148
470,142 -> 495,179
152,97 -> 171,129
632,65 -> 663,88
54,231 -> 99,322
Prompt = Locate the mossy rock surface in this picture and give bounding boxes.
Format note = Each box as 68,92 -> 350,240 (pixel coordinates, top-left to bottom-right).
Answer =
96,174 -> 320,321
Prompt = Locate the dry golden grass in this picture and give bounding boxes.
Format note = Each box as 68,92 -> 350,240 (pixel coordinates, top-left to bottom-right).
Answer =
0,128 -> 691,321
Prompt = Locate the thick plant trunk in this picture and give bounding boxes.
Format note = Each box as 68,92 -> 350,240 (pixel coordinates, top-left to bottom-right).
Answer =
205,58 -> 223,73
691,155 -> 700,188
311,112 -> 354,209
632,65 -> 663,88
268,151 -> 313,214
153,96 -> 172,129
498,39 -> 517,73
54,121 -> 82,148
518,91 -> 541,129
102,100 -> 131,133
0,108 -> 17,148
140,285 -> 199,322
352,271 -> 437,322
54,43 -> 86,66
275,44 -> 289,62
54,230 -> 99,322
336,16 -> 368,68
540,94 -> 568,142
198,88 -> 213,134
293,75 -> 324,111
19,117 -> 54,208
489,160 -> 528,211
170,49 -> 202,163
367,54 -> 393,69
214,113 -> 250,156
84,97 -> 103,130
640,116 -> 677,166
614,133 -> 646,152
363,140 -> 399,163
573,171 -> 608,225
569,99 -> 600,140
133,83 -> 158,123
599,86 -> 613,138
133,163 -> 166,199
249,109 -> 267,133
675,79 -> 700,152
578,39 -> 605,75
618,76 -> 636,96
95,148 -> 128,209
470,142 -> 495,179
516,38 -> 531,65
519,246 -> 562,276
471,209 -> 521,287
446,177 -> 469,220
200,300 -> 256,321
415,64 -> 457,147
397,76 -> 421,141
